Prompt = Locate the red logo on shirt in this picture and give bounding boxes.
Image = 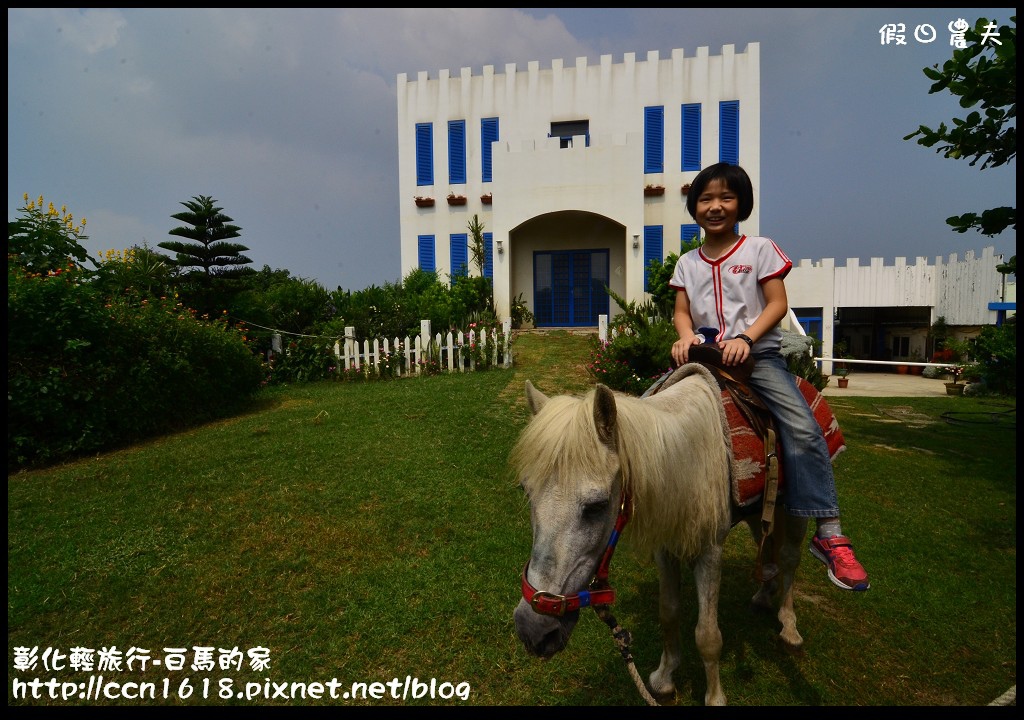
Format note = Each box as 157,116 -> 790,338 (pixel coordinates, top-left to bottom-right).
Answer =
729,264 -> 753,274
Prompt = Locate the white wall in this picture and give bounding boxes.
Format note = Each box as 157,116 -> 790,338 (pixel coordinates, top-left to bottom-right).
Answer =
397,45 -> 761,320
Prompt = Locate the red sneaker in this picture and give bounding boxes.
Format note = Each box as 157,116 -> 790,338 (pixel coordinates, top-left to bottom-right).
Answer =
810,535 -> 870,591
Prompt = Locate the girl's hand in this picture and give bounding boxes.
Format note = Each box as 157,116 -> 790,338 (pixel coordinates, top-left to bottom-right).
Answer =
671,334 -> 701,366
721,337 -> 751,366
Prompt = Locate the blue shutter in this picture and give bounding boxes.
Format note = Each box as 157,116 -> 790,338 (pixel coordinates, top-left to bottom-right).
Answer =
483,232 -> 493,279
643,226 -> 664,293
719,101 -> 739,165
680,223 -> 700,252
681,103 -> 701,171
415,123 -> 433,186
448,120 -> 466,185
418,235 -> 435,272
644,106 -> 664,173
481,117 -> 499,183
450,233 -> 468,277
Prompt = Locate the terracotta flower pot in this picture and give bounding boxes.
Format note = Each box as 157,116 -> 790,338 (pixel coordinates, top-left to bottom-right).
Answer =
837,377 -> 849,388
414,197 -> 434,208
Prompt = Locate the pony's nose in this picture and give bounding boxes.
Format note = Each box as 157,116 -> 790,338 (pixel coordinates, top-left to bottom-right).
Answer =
513,599 -> 578,658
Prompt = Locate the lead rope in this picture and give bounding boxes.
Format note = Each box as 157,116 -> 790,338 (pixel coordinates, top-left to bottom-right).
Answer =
598,600 -> 1015,708
594,605 -> 661,706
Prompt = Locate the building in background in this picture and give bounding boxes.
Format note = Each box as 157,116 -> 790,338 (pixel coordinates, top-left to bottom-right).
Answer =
397,45 -> 759,327
396,45 -> 1014,367
785,247 -> 1015,372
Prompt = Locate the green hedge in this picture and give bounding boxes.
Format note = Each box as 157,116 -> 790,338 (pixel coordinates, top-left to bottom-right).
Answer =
8,264 -> 266,471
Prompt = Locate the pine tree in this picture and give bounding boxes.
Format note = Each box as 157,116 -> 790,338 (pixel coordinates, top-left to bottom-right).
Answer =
159,195 -> 252,278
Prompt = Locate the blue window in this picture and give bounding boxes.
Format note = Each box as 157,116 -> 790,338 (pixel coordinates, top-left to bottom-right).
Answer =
450,233 -> 468,277
644,106 -> 664,173
448,120 -> 466,185
483,232 -> 493,279
415,123 -> 433,186
481,117 -> 499,183
680,223 -> 700,252
681,103 -> 701,171
719,101 -> 739,165
418,235 -> 435,272
643,226 -> 663,293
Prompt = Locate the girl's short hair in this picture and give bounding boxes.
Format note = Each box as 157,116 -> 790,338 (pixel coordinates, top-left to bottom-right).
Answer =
685,162 -> 754,221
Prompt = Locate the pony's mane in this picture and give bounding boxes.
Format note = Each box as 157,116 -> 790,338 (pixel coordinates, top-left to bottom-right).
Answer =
512,390 -> 615,497
513,372 -> 733,559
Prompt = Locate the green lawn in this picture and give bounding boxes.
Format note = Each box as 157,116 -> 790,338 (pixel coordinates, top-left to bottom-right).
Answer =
7,331 -> 1016,705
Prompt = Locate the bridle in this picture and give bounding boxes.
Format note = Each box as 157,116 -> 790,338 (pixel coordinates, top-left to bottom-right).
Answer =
520,490 -> 632,616
518,488 -> 660,706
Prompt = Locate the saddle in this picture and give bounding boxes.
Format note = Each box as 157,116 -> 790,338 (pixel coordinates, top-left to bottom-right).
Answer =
686,343 -> 775,443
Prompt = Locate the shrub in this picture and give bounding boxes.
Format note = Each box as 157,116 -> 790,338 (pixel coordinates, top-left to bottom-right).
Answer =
510,292 -> 535,329
267,337 -> 339,384
8,193 -> 91,274
971,320 -> 1015,395
587,320 -> 677,396
8,264 -> 265,471
782,331 -> 829,391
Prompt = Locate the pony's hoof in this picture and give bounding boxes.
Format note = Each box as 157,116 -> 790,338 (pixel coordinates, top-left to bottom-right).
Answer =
648,685 -> 677,705
777,636 -> 805,656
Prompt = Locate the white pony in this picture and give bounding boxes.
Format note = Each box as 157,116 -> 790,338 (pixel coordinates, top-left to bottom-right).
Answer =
511,370 -> 809,706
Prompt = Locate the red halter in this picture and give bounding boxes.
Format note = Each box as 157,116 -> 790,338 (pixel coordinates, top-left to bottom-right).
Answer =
520,490 -> 632,616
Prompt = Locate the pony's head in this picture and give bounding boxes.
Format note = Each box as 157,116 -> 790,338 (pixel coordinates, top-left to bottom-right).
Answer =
511,380 -> 623,659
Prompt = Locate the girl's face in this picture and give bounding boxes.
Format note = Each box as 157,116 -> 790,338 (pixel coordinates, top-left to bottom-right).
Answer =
694,178 -> 739,240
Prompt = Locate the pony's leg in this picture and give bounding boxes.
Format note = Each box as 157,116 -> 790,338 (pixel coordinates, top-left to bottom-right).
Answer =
775,512 -> 809,650
648,548 -> 682,701
744,518 -> 778,612
692,543 -> 726,706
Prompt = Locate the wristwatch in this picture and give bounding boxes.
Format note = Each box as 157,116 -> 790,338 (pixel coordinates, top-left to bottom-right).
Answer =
736,333 -> 754,347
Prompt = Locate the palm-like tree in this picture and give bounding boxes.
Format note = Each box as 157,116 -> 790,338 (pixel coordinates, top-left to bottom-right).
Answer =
159,195 -> 251,278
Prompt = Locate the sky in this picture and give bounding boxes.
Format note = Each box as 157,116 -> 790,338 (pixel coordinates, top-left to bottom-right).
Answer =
8,8 -> 1017,292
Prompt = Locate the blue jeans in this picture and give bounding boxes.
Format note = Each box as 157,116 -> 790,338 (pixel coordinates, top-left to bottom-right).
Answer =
748,351 -> 840,519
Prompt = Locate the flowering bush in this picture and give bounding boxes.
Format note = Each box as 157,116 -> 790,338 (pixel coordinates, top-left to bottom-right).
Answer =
458,322 -> 503,370
587,334 -> 672,396
417,358 -> 440,376
8,261 -> 263,471
377,347 -> 405,379
268,338 -> 338,384
8,193 -> 91,274
933,339 -> 978,385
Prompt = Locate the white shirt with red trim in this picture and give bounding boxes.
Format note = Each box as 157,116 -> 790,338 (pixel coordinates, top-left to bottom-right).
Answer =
668,235 -> 792,351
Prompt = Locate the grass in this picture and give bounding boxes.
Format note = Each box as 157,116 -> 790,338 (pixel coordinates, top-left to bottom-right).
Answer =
7,330 -> 1016,706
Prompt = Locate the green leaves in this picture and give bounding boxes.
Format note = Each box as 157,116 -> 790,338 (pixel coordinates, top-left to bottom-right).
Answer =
8,198 -> 92,275
904,16 -> 1016,237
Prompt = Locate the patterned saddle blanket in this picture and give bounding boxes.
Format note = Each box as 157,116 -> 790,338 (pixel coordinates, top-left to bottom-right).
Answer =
724,375 -> 845,507
645,364 -> 845,507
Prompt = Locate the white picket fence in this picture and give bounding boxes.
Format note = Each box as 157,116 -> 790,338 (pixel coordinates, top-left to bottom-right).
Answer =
328,319 -> 513,377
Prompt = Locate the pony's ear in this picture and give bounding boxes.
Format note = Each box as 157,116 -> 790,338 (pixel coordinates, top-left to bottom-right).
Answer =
525,380 -> 548,415
593,383 -> 617,448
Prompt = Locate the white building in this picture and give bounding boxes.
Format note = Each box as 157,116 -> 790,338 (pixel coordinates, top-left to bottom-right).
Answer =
396,45 -> 1014,367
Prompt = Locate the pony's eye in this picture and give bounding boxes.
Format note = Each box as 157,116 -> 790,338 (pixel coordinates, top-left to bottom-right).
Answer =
582,500 -> 609,520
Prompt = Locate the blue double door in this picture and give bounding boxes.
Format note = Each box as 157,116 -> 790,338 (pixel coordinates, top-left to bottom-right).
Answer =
533,250 -> 609,327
